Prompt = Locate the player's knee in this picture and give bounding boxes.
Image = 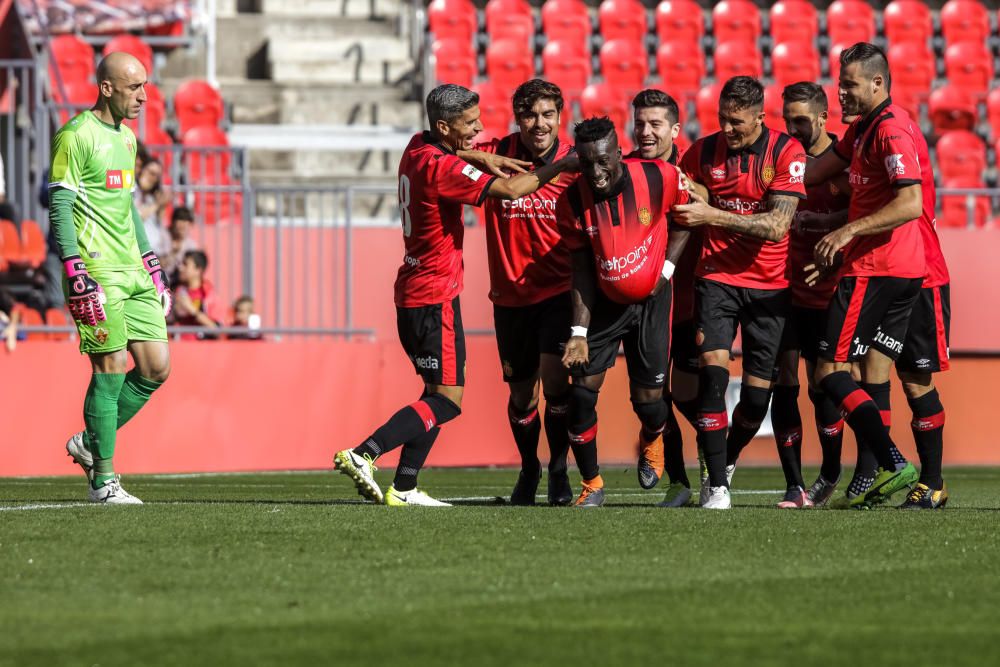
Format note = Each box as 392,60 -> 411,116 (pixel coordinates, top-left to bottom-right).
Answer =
736,384 -> 772,428
699,349 -> 728,368
424,392 -> 462,426
897,371 -> 933,399
568,384 -> 599,433
698,365 -> 730,408
147,360 -> 170,383
631,398 -> 669,431
508,381 -> 539,413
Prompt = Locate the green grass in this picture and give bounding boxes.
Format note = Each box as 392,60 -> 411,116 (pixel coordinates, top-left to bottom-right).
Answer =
2,467 -> 998,667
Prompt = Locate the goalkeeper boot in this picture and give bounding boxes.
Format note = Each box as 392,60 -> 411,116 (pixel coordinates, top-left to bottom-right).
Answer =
898,482 -> 949,510
384,485 -> 452,507
656,482 -> 692,508
65,431 -> 94,483
510,465 -> 541,506
637,430 -> 665,489
859,463 -> 919,509
776,485 -> 814,509
547,469 -> 573,506
573,479 -> 605,508
805,474 -> 839,507
88,476 -> 142,505
333,449 -> 383,504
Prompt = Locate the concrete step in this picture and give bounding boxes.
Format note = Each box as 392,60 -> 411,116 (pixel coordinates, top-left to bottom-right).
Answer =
268,35 -> 411,62
270,58 -> 414,85
248,148 -> 404,178
278,90 -> 421,126
264,16 -> 398,40
218,80 -> 284,124
261,0 -> 404,19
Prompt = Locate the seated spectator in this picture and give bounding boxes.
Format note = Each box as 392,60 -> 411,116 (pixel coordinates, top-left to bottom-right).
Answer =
135,158 -> 170,256
0,288 -> 19,353
171,249 -> 219,338
228,295 -> 262,340
162,206 -> 199,282
0,152 -> 19,225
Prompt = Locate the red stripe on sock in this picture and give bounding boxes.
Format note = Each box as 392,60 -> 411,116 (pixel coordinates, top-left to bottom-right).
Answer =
569,422 -> 598,444
777,426 -> 803,446
696,411 -> 729,432
933,287 -> 950,372
440,299 -> 457,385
835,277 -> 869,361
410,400 -> 436,432
880,410 -> 892,427
911,410 -> 945,431
839,388 -> 871,416
509,406 -> 539,426
818,419 -> 845,437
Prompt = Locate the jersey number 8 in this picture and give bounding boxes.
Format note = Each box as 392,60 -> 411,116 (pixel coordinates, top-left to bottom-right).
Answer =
399,174 -> 412,237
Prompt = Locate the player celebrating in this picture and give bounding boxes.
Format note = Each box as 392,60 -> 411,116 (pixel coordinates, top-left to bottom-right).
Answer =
333,84 -> 577,506
805,43 -> 926,508
558,117 -> 691,508
55,53 -> 173,504
627,89 -> 697,507
674,76 -> 807,509
474,80 -> 576,506
771,82 -> 851,508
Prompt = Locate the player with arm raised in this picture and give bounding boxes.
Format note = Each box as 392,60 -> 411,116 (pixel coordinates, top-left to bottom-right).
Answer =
333,84 -> 577,506
56,53 -> 173,504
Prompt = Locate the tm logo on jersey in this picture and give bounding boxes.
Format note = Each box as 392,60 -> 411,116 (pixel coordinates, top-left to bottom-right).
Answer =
105,169 -> 134,190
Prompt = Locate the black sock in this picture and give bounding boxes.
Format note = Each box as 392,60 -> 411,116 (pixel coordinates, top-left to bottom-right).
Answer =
908,389 -> 945,488
632,398 -> 669,440
674,396 -> 700,429
697,366 -> 730,487
568,385 -> 600,481
809,388 -> 844,483
393,427 -> 440,492
725,384 -> 772,466
544,394 -> 571,475
820,372 -> 903,471
771,384 -> 804,489
508,400 -> 541,475
860,381 -> 906,467
355,393 -> 461,459
663,401 -> 690,487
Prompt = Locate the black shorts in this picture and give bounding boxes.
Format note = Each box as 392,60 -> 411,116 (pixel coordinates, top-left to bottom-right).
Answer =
570,284 -> 671,388
695,278 -> 790,381
670,318 -> 699,374
493,291 -> 571,383
818,276 -> 922,363
779,305 -> 827,365
878,284 -> 951,373
396,296 -> 466,386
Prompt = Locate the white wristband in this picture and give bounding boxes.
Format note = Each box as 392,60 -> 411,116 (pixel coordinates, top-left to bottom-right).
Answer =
570,325 -> 588,338
661,260 -> 676,281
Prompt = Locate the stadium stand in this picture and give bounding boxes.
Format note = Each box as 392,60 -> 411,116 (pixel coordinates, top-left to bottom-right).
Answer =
944,41 -> 994,99
541,0 -> 592,53
174,79 -> 225,135
427,0 -> 478,46
936,131 -> 987,183
771,41 -> 820,87
599,38 -> 648,95
825,0 -> 876,46
714,39 -> 762,80
655,0 -> 703,50
769,0 -> 817,47
485,0 -> 535,47
598,0 -> 649,44
883,0 -> 934,46
929,84 -> 978,133
102,34 -> 155,77
940,0 -> 990,47
542,39 -> 591,104
432,38 -> 477,88
712,0 -> 761,47
655,39 -> 704,104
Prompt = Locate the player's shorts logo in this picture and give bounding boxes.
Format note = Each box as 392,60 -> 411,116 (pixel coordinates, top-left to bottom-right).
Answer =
94,327 -> 109,344
638,207 -> 652,226
761,165 -> 775,184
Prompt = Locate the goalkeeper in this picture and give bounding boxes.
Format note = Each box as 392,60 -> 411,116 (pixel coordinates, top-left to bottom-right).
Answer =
51,53 -> 172,504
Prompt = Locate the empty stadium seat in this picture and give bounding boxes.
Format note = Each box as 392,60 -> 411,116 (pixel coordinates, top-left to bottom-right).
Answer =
888,42 -> 934,118
771,42 -> 820,87
45,308 -> 71,341
822,83 -> 848,137
473,81 -> 512,135
712,0 -> 761,48
174,79 -> 224,136
940,178 -> 990,228
987,88 -> 1000,139
432,38 -> 477,88
0,219 -> 21,268
935,130 -> 986,182
542,40 -> 591,104
485,0 -> 535,47
696,82 -> 723,133
763,84 -> 784,130
183,125 -> 231,185
18,220 -> 46,269
427,0 -> 478,46
714,40 -> 762,81
940,0 -> 990,47
825,0 -> 875,47
102,34 -> 154,76
14,305 -> 45,340
944,42 -> 994,98
599,39 -> 648,95
928,84 -> 978,133
599,0 -> 648,44
541,0 -> 592,53
656,40 -> 705,103
580,82 -> 631,143
827,43 -> 848,82
655,0 -> 704,50
125,82 -> 167,141
883,0 -> 932,46
486,40 -> 534,93
769,0 -> 818,48
49,34 -> 95,87
52,80 -> 95,124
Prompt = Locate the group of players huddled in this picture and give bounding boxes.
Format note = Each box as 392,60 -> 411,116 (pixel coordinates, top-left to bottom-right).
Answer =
333,41 -> 950,510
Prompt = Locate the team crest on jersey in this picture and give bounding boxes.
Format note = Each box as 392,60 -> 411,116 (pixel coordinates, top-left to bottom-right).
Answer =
638,207 -> 652,226
830,182 -> 840,195
124,136 -> 134,153
761,165 -> 775,184
94,327 -> 109,344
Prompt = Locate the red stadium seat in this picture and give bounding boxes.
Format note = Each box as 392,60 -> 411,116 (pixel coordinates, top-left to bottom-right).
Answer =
712,0 -> 761,48
541,0 -> 591,53
714,40 -> 761,82
432,38 -> 477,88
696,82 -> 723,133
52,80 -> 96,124
125,82 -> 167,141
473,81 -> 512,135
769,1 -> 818,48
935,130 -> 986,183
182,125 -> 231,185
887,42 -> 934,118
45,308 -> 71,341
543,40 -> 591,104
987,88 -> 1000,139
928,84 -> 978,133
485,0 -> 535,47
656,40 -> 705,103
883,0 -> 932,46
580,82 -> 631,143
19,220 -> 46,269
655,0 -> 704,50
174,79 -> 224,136
599,39 -> 648,96
944,42 -> 994,98
822,83 -> 848,137
14,305 -> 45,340
827,42 -> 848,82
940,178 -> 990,228
940,0 -> 990,47
49,34 -> 95,87
0,219 -> 22,268
763,84 -> 784,130
102,35 -> 154,76
825,0 -> 875,47
485,39 -> 534,93
427,0 -> 478,46
771,42 -> 820,87
598,0 -> 648,44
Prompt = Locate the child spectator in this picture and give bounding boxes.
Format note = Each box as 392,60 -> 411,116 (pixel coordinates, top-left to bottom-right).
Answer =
171,250 -> 219,338
162,207 -> 199,282
228,295 -> 262,340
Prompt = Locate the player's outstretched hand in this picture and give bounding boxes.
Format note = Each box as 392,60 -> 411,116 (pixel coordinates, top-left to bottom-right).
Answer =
63,256 -> 107,326
562,335 -> 589,368
672,198 -> 715,227
142,251 -> 173,316
464,150 -> 532,178
813,226 -> 854,269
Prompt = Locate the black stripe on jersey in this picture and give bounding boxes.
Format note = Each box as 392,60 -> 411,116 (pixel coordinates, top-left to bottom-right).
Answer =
860,113 -> 893,159
498,136 -> 513,157
700,133 -> 720,177
772,133 -> 791,169
640,161 -> 663,203
607,200 -> 622,227
621,166 -> 639,224
568,184 -> 584,221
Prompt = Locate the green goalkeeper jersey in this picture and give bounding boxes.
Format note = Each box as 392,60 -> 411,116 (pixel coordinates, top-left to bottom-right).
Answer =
49,110 -> 142,271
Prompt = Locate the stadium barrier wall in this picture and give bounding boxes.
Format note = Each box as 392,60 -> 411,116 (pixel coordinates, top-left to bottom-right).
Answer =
3,340 -> 999,477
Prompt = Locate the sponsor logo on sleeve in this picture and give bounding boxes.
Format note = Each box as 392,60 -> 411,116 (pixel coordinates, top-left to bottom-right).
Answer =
884,154 -> 905,176
788,161 -> 805,184
461,163 -> 484,182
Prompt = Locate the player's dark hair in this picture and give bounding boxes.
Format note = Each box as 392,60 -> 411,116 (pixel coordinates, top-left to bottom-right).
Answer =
234,294 -> 254,308
184,249 -> 208,271
426,84 -> 480,127
171,206 -> 194,225
782,82 -> 828,112
512,79 -> 564,117
840,42 -> 891,90
632,89 -> 680,125
574,117 -> 617,145
719,76 -> 765,112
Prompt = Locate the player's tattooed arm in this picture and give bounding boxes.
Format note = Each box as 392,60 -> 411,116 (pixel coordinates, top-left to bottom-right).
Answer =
805,147 -> 849,186
673,193 -> 799,242
563,249 -> 596,368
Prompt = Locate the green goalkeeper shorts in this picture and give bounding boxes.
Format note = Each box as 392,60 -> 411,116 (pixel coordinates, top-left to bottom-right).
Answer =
66,268 -> 169,354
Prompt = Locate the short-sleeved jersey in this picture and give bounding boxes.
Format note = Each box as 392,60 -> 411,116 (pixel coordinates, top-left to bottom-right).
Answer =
790,136 -> 852,309
558,159 -> 690,304
477,135 -> 576,307
394,132 -> 498,308
49,111 -> 141,270
679,127 -> 807,290
833,99 -> 925,279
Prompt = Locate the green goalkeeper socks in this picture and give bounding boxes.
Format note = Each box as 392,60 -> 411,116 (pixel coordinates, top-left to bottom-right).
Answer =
83,373 -> 125,489
117,369 -> 164,429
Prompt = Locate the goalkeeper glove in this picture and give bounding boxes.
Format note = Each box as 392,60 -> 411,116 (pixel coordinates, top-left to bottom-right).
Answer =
63,256 -> 106,326
142,251 -> 173,316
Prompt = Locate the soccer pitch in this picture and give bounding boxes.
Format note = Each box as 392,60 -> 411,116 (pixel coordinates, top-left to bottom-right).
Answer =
3,467 -> 998,666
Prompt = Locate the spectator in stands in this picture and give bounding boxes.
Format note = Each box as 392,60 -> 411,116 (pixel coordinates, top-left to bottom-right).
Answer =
171,249 -> 219,337
162,206 -> 199,282
0,152 -> 19,225
0,288 -> 19,353
135,158 -> 170,255
228,295 -> 262,340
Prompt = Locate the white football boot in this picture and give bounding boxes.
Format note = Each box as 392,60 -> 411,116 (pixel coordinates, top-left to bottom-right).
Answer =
66,431 -> 94,482
89,476 -> 143,505
702,486 -> 732,510
384,486 -> 452,507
